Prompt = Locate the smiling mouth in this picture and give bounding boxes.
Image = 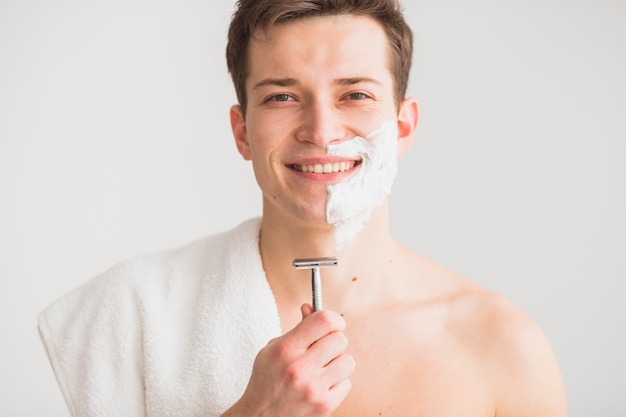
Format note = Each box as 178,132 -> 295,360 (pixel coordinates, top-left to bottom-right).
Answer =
290,161 -> 360,174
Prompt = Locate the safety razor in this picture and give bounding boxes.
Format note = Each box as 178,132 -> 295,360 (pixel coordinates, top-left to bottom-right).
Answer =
292,257 -> 338,311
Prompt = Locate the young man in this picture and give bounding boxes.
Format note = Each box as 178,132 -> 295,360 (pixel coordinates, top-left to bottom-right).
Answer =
39,1 -> 567,416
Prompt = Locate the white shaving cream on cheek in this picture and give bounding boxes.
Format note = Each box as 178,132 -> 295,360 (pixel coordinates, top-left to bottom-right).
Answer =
326,120 -> 398,249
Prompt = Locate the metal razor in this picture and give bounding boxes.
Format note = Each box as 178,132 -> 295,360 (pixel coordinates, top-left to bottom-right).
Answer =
292,257 -> 339,311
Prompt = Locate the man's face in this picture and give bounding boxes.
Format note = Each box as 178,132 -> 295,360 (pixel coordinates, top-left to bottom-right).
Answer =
230,14 -> 408,227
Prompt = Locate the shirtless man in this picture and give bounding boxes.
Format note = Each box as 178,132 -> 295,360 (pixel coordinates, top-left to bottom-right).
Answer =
222,0 -> 567,416
38,0 -> 568,415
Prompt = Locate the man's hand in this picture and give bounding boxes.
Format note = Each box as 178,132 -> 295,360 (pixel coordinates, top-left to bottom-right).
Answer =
222,304 -> 355,417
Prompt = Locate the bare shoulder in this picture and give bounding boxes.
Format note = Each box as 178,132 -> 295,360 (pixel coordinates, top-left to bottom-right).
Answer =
336,248 -> 568,416
395,247 -> 567,415
442,271 -> 568,416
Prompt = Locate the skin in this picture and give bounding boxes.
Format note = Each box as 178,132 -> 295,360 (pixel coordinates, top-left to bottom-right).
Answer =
225,14 -> 568,417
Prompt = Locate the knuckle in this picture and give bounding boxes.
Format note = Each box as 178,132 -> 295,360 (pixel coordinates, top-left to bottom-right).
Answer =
284,360 -> 306,386
333,379 -> 353,404
315,310 -> 344,329
335,331 -> 348,349
345,378 -> 353,391
303,384 -> 333,415
301,381 -> 318,401
316,310 -> 335,326
344,353 -> 356,373
272,338 -> 295,361
313,400 -> 333,415
324,331 -> 348,355
332,353 -> 355,377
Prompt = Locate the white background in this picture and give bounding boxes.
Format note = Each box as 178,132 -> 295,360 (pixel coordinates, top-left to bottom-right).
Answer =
1,0 -> 624,415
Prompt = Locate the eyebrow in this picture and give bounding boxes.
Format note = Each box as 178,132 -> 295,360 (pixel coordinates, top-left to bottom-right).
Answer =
252,77 -> 382,90
252,78 -> 298,90
335,77 -> 383,87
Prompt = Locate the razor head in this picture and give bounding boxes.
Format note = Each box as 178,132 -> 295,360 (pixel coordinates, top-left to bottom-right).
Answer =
292,257 -> 338,269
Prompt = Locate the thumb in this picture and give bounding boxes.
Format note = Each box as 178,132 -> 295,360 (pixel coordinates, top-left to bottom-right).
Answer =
300,303 -> 314,319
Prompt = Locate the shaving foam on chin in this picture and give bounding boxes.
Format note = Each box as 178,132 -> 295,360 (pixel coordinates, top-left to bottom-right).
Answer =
326,120 -> 398,249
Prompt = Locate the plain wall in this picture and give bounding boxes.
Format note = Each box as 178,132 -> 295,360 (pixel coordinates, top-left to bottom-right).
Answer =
1,0 -> 624,415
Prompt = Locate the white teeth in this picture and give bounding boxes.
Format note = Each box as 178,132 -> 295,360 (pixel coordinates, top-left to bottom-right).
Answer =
293,161 -> 355,174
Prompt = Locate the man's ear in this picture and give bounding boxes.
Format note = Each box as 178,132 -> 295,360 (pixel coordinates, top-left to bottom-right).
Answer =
230,104 -> 251,160
396,98 -> 419,157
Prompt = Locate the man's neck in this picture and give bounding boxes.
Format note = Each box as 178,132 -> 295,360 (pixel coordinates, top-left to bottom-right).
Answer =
259,202 -> 400,321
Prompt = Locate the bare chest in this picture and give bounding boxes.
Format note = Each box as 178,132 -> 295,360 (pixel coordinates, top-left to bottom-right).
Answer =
332,315 -> 494,417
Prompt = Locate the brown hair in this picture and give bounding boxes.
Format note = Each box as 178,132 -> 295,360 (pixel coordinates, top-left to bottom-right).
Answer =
226,0 -> 413,115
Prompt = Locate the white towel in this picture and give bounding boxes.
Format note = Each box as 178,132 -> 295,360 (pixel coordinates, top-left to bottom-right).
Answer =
38,218 -> 282,417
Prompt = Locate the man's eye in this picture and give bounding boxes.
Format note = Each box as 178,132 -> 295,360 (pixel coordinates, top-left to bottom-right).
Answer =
268,94 -> 293,102
346,92 -> 370,100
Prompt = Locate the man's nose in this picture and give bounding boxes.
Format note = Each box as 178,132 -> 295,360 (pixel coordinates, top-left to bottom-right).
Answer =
295,101 -> 345,147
